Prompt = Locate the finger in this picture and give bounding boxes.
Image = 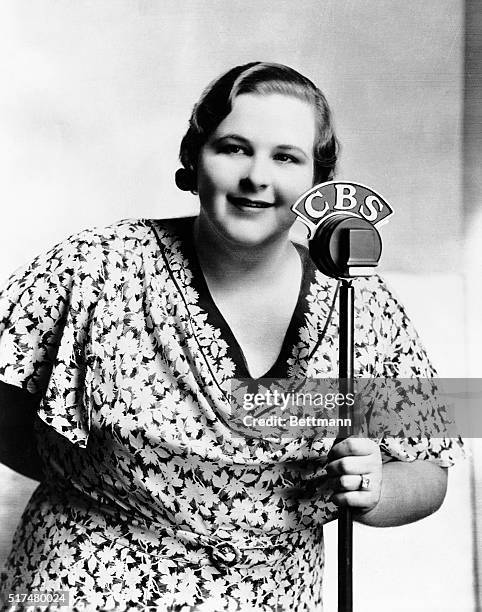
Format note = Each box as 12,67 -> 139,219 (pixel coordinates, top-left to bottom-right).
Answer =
330,490 -> 377,509
329,474 -> 366,493
325,456 -> 376,477
328,436 -> 378,460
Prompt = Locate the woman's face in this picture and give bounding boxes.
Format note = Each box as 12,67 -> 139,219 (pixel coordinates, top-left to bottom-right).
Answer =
197,93 -> 315,248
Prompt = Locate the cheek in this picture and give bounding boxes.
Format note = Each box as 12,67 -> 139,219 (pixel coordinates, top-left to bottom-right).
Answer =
279,169 -> 314,202
197,157 -> 234,198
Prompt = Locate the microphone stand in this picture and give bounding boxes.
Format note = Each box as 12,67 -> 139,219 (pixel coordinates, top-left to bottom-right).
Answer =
308,215 -> 383,612
292,180 -> 393,612
338,280 -> 354,612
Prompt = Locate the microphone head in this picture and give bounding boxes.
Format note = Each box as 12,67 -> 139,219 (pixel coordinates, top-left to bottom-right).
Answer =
309,214 -> 382,279
291,181 -> 392,279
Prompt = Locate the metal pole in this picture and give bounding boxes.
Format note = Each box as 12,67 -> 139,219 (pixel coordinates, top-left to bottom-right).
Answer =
338,279 -> 354,612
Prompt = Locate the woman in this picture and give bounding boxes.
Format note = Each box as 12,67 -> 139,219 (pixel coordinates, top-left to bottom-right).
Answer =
0,62 -> 463,611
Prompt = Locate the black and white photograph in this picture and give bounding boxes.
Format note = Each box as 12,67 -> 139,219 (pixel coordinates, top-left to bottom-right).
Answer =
0,2 -> 480,610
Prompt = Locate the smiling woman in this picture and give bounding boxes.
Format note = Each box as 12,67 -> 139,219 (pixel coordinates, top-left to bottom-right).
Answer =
192,93 -> 317,378
196,94 -> 315,248
0,62 -> 463,611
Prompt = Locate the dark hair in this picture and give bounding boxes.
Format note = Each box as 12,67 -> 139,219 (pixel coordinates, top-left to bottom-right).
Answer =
175,62 -> 339,192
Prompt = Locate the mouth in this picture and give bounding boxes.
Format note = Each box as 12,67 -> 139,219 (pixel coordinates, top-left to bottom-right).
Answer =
227,196 -> 274,210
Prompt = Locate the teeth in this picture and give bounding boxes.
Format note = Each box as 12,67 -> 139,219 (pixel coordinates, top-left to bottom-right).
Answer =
230,197 -> 271,208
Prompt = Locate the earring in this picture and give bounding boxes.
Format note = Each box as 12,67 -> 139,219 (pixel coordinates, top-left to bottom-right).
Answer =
175,168 -> 196,192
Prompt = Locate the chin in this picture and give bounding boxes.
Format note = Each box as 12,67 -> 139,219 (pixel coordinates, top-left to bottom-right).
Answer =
220,219 -> 289,249
200,206 -> 294,249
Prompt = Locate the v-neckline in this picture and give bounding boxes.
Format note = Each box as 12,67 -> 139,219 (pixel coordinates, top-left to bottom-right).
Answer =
175,217 -> 313,380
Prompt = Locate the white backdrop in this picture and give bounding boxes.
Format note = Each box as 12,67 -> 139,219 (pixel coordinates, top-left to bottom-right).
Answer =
0,2 -> 477,610
0,0 -> 465,282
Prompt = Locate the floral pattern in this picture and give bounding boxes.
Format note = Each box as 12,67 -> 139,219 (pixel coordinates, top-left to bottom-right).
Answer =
0,217 -> 463,611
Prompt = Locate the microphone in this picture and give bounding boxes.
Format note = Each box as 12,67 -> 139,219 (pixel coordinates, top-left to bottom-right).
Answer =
291,181 -> 393,278
291,180 -> 394,612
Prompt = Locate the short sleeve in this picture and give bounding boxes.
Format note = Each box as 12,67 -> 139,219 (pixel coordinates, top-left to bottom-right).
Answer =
0,228 -> 106,448
355,276 -> 465,468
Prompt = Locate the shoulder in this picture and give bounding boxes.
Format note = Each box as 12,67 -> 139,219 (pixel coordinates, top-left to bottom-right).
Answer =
42,217 -> 185,257
4,219 -> 148,276
352,274 -> 411,321
353,273 -> 388,294
290,249 -> 400,308
0,219 -> 159,316
52,218 -> 153,259
146,216 -> 197,245
6,218 -> 174,284
24,216 -> 196,275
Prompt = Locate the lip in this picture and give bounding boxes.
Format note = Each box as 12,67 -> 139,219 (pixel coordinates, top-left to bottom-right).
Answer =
227,195 -> 274,209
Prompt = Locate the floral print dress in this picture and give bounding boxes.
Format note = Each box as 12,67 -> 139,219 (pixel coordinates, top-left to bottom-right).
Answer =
0,217 -> 463,611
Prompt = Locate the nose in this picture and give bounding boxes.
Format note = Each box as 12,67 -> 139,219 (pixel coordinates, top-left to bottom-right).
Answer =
240,154 -> 271,192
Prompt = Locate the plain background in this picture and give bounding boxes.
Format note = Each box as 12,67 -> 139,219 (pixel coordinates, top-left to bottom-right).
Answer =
0,1 -> 480,610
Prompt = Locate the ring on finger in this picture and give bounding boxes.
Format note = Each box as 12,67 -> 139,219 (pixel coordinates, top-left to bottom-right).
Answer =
359,475 -> 370,491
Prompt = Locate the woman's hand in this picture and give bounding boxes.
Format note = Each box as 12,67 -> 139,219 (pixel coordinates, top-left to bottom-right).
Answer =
325,437 -> 382,514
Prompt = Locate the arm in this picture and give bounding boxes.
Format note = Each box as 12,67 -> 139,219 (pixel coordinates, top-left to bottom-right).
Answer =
355,460 -> 447,527
325,437 -> 448,528
0,381 -> 44,481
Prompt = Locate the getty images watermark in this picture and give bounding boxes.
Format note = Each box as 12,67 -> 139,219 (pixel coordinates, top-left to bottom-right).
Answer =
241,386 -> 354,429
228,378 -> 479,440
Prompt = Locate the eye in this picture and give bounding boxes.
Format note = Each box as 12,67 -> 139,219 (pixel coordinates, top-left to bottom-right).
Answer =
273,152 -> 299,164
218,143 -> 249,156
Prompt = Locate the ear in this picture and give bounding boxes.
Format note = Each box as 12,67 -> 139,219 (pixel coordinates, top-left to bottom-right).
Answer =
175,168 -> 197,192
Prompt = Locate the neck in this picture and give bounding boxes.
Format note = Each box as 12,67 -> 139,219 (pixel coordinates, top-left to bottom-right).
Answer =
192,214 -> 297,288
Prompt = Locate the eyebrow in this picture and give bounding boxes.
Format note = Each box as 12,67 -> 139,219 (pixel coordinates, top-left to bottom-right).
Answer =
211,134 -> 250,145
276,144 -> 310,160
211,134 -> 311,159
